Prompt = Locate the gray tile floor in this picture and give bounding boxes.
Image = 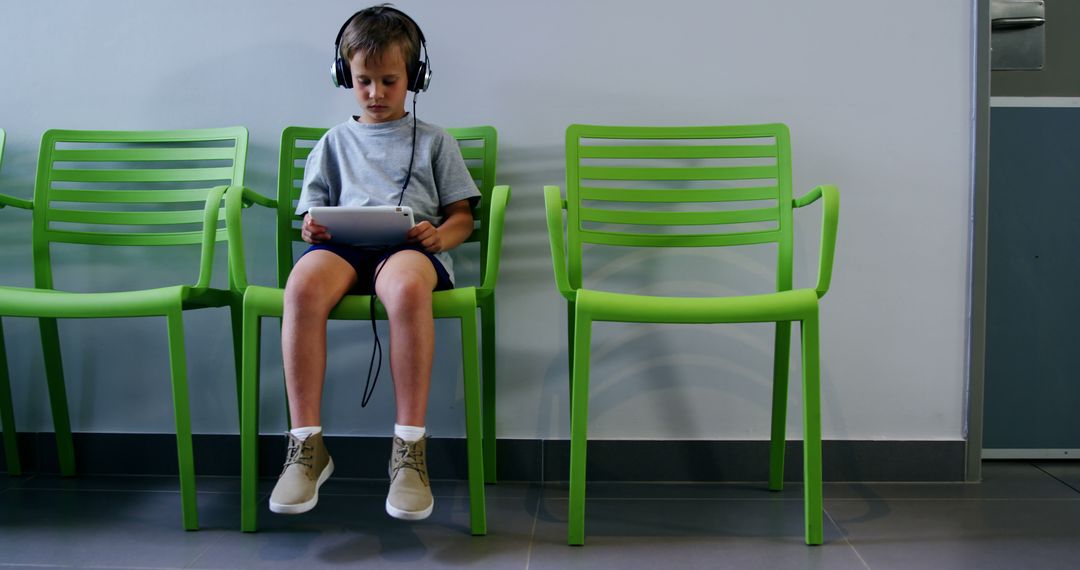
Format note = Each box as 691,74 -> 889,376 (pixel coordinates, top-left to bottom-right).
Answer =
2,461 -> 1079,569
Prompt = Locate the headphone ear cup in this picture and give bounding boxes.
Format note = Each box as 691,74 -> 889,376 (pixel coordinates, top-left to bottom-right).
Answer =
334,57 -> 352,89
410,60 -> 429,93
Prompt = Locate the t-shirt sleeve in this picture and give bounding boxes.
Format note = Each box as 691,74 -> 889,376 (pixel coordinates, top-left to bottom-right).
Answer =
294,135 -> 338,216
432,131 -> 482,209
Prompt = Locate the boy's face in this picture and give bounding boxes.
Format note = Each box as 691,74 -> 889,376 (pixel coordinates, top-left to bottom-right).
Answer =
350,45 -> 409,124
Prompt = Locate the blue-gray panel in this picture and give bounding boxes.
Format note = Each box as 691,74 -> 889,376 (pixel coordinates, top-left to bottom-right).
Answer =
984,106 -> 1080,449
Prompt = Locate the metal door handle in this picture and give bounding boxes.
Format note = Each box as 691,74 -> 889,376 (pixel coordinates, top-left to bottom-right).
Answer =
992,16 -> 1046,30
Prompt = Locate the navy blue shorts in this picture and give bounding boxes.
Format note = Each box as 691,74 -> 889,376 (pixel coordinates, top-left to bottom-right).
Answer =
301,243 -> 454,295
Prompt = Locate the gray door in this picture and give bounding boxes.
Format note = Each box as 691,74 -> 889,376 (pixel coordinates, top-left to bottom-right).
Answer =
983,0 -> 1080,458
983,101 -> 1080,457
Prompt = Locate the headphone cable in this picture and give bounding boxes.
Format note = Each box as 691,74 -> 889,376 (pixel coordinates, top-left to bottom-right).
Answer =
361,94 -> 419,408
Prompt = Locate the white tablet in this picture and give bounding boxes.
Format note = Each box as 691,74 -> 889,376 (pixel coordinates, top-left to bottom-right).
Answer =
307,205 -> 415,247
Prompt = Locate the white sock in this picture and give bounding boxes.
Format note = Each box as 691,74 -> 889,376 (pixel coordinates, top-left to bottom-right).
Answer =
394,423 -> 426,442
290,426 -> 322,440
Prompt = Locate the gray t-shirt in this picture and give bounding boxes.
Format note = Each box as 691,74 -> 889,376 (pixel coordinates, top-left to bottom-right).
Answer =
296,114 -> 481,284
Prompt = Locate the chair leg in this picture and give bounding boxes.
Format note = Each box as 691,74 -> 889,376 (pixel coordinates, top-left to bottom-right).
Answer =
769,321 -> 792,491
230,297 -> 244,430
479,295 -> 497,484
568,310 -> 591,546
0,320 -> 21,475
566,301 -> 575,411
240,306 -> 262,532
39,318 -> 75,476
165,308 -> 198,531
800,314 -> 823,546
459,308 -> 487,536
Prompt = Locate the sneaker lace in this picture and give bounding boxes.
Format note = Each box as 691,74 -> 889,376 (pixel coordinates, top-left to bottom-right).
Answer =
391,436 -> 428,485
280,433 -> 313,476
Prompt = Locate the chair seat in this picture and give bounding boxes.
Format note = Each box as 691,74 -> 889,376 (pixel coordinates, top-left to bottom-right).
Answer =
242,284 -> 479,320
576,287 -> 819,324
0,285 -> 231,318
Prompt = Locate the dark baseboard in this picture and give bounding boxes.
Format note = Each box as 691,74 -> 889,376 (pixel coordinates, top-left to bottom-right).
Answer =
1,433 -> 966,482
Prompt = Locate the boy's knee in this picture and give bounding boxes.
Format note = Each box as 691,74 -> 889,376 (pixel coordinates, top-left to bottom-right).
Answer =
284,273 -> 337,314
378,275 -> 432,312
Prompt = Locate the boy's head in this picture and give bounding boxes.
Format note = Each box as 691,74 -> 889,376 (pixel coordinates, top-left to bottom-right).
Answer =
335,5 -> 427,93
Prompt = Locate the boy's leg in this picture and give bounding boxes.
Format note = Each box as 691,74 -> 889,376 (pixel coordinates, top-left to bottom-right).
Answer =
374,249 -> 438,426
375,249 -> 438,520
282,250 -> 358,427
271,250 -> 357,515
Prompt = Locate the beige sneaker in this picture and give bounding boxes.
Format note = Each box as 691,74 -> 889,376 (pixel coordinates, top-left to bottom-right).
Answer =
269,432 -> 334,514
386,436 -> 433,520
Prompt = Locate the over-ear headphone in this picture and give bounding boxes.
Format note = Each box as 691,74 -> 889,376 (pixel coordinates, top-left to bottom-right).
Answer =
331,6 -> 431,93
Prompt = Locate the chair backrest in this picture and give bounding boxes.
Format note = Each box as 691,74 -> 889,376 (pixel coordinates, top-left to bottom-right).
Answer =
276,125 -> 498,288
31,127 -> 248,289
564,123 -> 795,292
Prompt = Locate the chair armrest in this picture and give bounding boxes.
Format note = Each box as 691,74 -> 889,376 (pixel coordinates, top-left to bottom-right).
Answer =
477,184 -> 511,295
193,185 -> 231,289
240,187 -> 278,209
793,184 -> 839,298
223,185 -> 278,291
544,185 -> 575,301
0,192 -> 32,210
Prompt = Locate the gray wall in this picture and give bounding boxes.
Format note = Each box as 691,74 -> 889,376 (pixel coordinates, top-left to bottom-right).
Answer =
0,1 -> 975,442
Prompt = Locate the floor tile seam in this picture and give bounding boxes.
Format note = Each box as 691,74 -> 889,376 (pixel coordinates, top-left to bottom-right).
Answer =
5,487 -> 250,496
541,496 -> 1080,503
0,561 -> 185,565
823,497 -> 1080,502
523,488 -> 542,570
1031,463 -> 1080,495
181,540 -> 221,570
0,564 -> 77,569
823,508 -> 871,570
6,487 -> 186,494
0,565 -> 75,569
545,496 -> 810,502
256,487 -> 535,498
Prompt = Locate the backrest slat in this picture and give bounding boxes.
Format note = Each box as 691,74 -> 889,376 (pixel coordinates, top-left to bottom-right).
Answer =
581,228 -> 781,248
579,206 -> 778,226
50,166 -> 236,183
50,188 -> 220,203
579,144 -> 778,160
565,123 -> 794,291
46,227 -> 229,247
51,147 -> 237,162
579,165 -> 778,182
47,207 -> 227,226
580,186 -> 778,203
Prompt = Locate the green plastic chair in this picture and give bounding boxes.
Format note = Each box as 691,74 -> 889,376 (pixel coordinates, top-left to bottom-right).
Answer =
0,126 -> 21,476
227,125 -> 509,534
544,123 -> 838,545
0,127 -> 249,529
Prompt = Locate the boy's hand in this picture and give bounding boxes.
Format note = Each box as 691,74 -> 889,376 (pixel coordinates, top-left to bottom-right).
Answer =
301,213 -> 331,244
407,221 -> 444,253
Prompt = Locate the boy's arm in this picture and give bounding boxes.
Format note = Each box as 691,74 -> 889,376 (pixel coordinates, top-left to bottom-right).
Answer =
407,199 -> 473,253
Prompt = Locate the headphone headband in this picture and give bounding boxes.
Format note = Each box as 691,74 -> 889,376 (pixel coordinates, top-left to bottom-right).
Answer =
331,6 -> 431,93
333,6 -> 426,52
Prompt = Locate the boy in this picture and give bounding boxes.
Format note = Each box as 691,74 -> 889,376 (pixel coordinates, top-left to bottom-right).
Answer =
269,5 -> 480,521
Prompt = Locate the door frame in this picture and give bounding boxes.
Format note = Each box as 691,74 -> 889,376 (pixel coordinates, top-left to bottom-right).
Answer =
966,0 -> 990,482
